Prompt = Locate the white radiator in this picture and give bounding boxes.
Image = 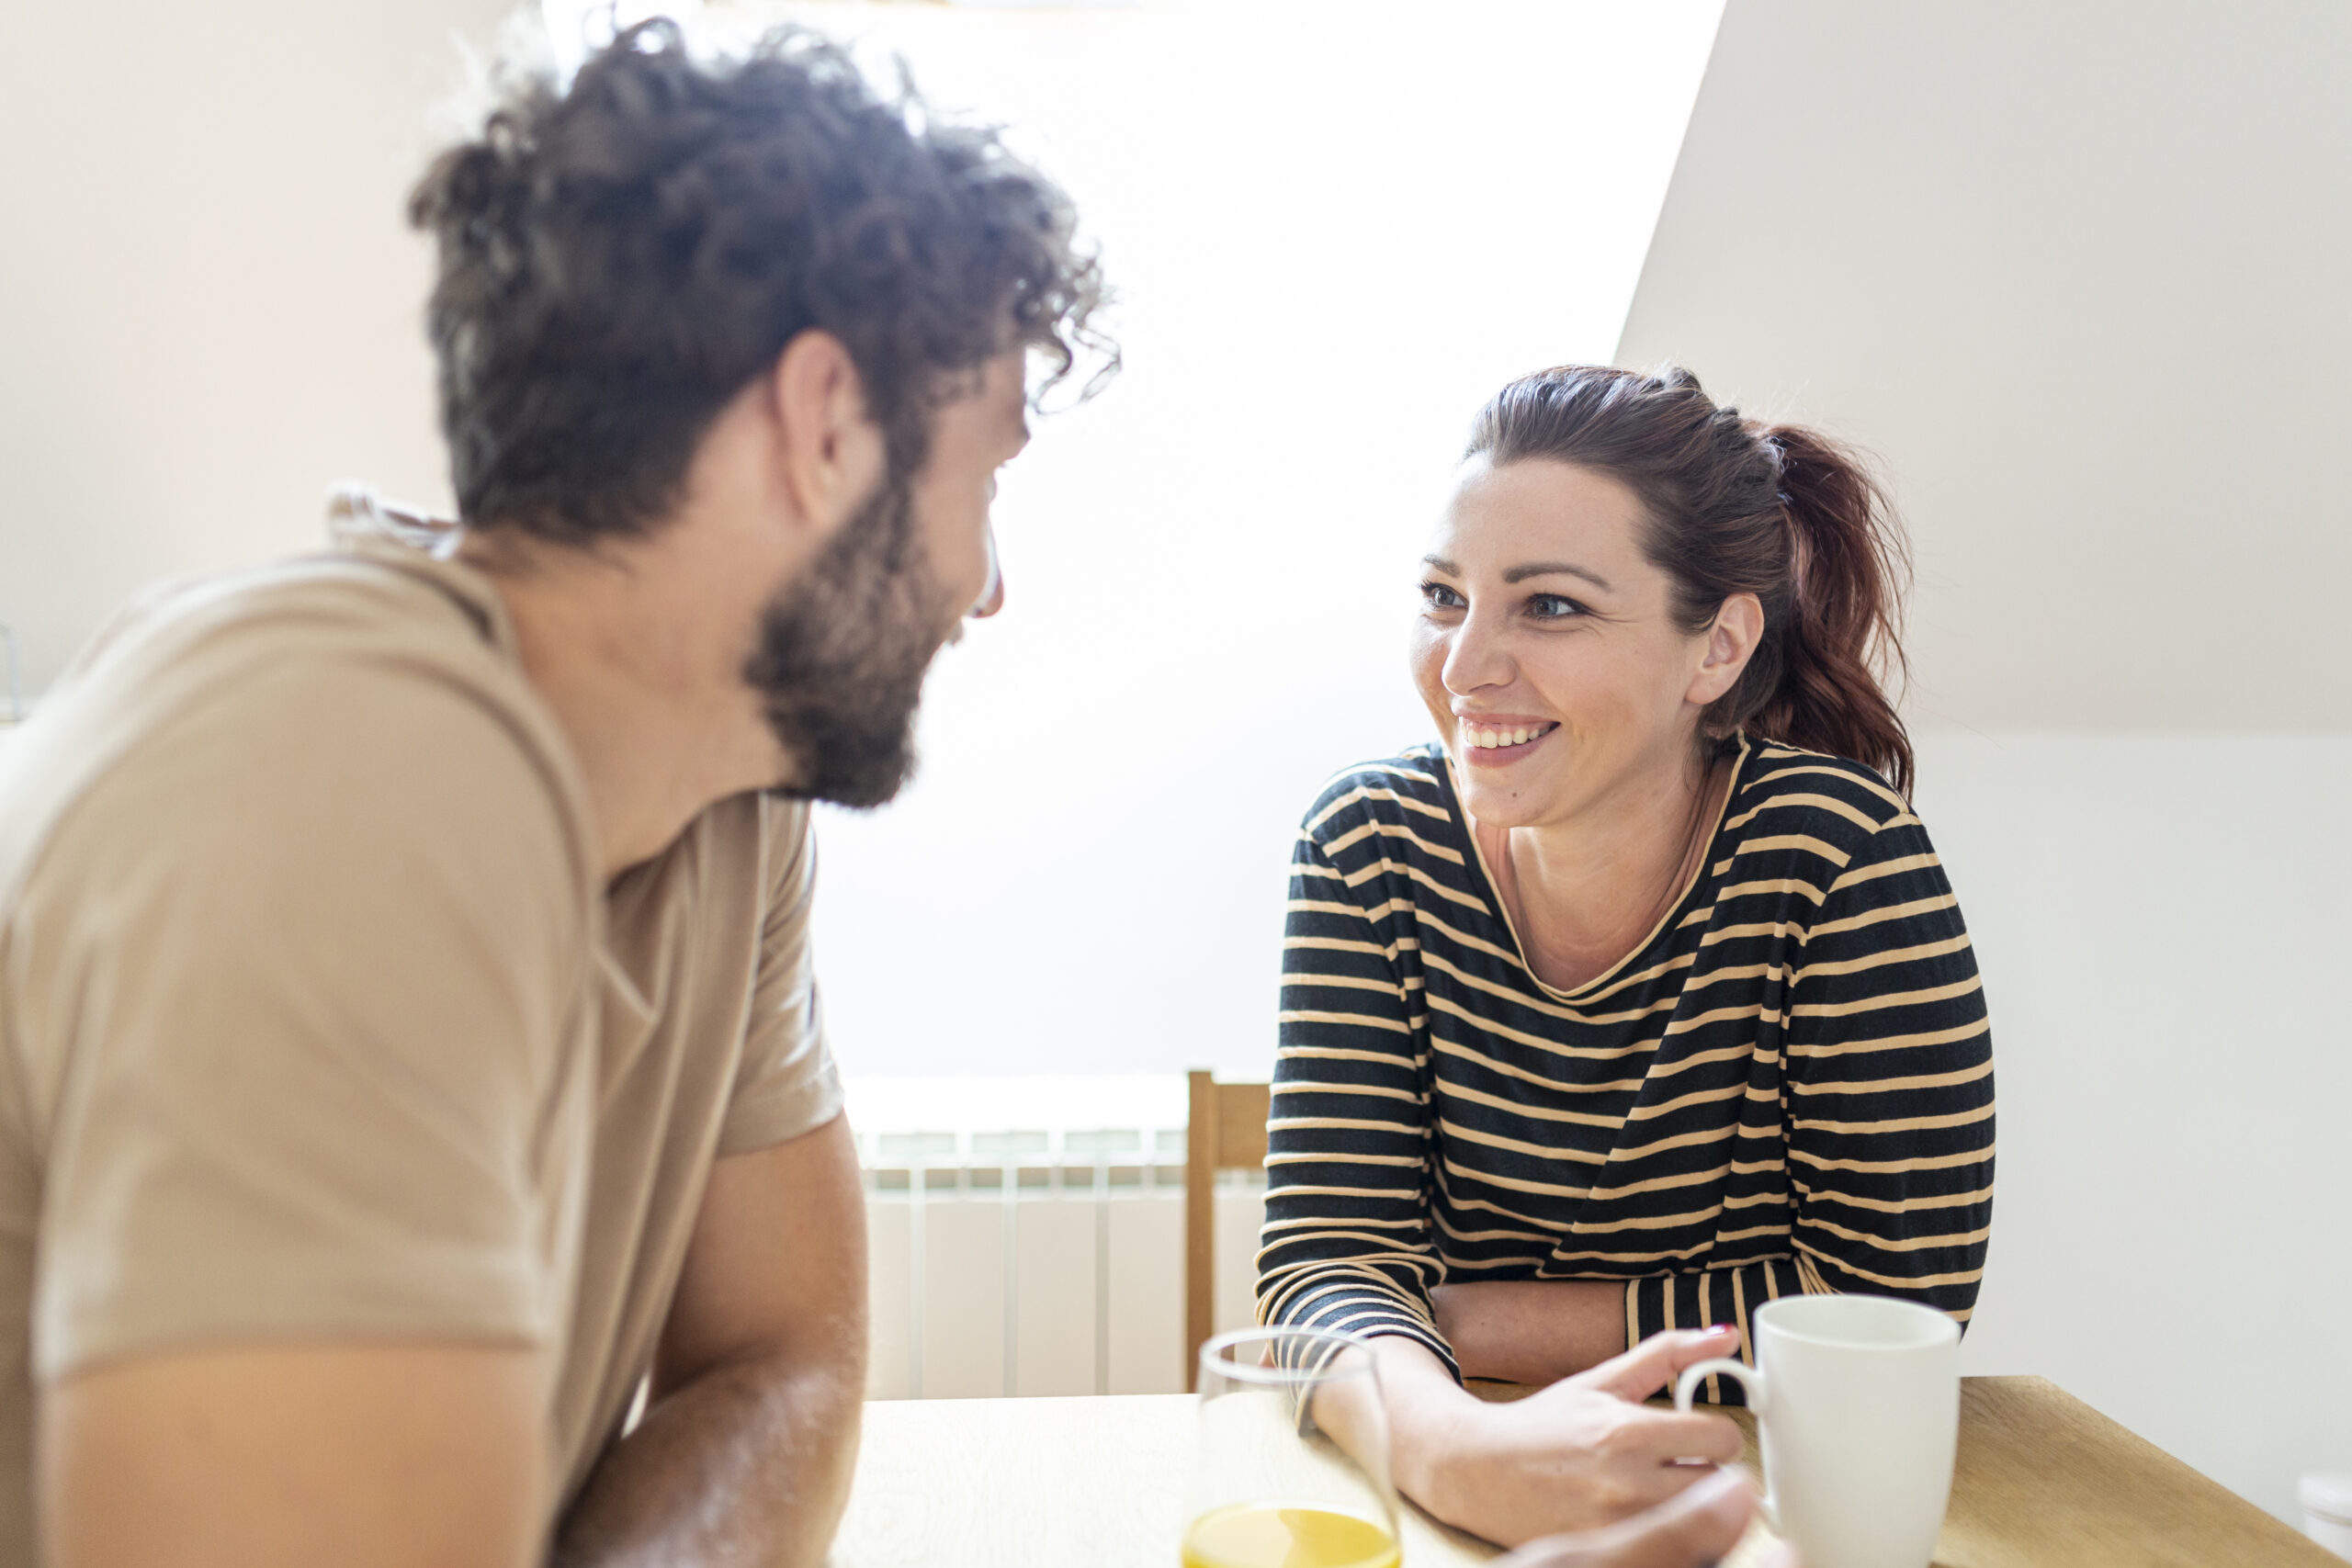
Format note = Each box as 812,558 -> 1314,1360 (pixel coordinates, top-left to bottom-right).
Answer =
849,1077 -> 1269,1400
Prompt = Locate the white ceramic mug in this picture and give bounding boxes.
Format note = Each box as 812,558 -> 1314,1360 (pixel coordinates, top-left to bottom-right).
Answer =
1674,1293 -> 1960,1568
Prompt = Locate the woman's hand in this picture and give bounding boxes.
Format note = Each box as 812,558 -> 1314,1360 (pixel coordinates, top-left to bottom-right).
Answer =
1495,1466 -> 1795,1568
1413,1326 -> 1747,1548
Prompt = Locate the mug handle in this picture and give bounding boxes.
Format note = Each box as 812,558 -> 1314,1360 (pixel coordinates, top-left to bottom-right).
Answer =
1675,1359 -> 1776,1533
1674,1357 -> 1765,1416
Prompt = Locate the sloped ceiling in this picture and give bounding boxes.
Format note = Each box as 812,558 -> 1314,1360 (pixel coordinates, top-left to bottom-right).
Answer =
1619,0 -> 2352,731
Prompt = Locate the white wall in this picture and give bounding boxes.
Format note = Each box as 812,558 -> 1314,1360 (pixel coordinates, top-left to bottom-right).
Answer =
0,0 -> 509,694
1915,732 -> 2352,1524
1617,1 -> 2352,1521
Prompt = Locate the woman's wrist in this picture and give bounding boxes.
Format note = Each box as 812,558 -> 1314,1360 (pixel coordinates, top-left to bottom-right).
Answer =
1399,1417 -> 1471,1527
1378,1361 -> 1483,1525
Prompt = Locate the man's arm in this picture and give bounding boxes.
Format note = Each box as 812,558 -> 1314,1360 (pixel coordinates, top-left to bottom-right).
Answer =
553,1111 -> 867,1567
28,653 -> 599,1568
43,1343 -> 550,1568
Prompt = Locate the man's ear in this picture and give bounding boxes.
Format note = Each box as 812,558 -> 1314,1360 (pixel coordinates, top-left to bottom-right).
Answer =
1686,592 -> 1765,708
765,329 -> 886,543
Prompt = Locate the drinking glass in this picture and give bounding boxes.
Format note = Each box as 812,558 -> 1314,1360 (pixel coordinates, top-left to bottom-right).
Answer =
1182,1327 -> 1401,1568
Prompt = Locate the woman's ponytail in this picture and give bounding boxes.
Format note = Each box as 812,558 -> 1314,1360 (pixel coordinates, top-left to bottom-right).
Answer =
1748,424 -> 1913,795
1466,365 -> 1917,797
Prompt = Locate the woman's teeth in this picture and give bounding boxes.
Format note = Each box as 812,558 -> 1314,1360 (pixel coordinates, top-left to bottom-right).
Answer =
1462,724 -> 1555,750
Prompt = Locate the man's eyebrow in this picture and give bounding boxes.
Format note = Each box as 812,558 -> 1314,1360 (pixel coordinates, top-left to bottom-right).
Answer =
1503,561 -> 1613,592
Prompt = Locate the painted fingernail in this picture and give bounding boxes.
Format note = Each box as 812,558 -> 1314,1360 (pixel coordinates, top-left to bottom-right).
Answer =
1708,1322 -> 1738,1333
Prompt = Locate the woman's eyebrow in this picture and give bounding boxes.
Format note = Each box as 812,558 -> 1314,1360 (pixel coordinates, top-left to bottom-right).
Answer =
1503,561 -> 1613,592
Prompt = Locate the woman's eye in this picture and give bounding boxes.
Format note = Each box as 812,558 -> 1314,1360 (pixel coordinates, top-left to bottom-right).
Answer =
1528,593 -> 1586,621
1419,581 -> 1465,611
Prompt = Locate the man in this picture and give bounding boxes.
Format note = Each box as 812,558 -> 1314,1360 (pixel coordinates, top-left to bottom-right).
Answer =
0,22 -> 1774,1568
0,23 -> 1093,1566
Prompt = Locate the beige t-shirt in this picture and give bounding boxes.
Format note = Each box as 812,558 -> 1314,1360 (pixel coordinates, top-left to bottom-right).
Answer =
0,513 -> 842,1559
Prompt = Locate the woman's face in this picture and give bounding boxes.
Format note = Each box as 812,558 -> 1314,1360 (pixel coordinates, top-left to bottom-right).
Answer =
1410,457 -> 1755,831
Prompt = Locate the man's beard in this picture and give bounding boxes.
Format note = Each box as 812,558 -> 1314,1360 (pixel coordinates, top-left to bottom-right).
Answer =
746,473 -> 950,809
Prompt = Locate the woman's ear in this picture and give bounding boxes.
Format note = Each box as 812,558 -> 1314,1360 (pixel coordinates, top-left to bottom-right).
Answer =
1687,592 -> 1765,707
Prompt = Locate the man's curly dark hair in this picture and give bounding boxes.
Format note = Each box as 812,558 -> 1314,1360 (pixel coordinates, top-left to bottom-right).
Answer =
408,20 -> 1111,542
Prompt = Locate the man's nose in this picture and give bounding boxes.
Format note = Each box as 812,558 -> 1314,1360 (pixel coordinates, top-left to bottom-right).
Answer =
968,523 -> 1005,619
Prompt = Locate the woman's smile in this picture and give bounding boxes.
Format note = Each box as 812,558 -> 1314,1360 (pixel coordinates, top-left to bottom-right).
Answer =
1456,715 -> 1559,764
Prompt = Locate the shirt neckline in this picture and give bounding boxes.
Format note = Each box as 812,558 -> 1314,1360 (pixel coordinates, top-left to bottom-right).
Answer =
1441,733 -> 1752,1005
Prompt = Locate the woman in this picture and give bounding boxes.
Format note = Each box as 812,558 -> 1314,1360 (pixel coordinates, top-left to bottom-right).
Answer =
1259,365 -> 1993,1548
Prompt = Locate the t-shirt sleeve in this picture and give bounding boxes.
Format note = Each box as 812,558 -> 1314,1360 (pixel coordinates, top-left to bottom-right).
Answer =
1625,798 -> 1996,1364
1776,809 -> 1995,1316
714,798 -> 842,1158
24,657 -> 592,1383
1257,788 -> 1456,1380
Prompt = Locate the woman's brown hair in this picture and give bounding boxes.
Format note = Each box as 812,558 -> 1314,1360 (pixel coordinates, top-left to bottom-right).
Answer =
1465,364 -> 1915,796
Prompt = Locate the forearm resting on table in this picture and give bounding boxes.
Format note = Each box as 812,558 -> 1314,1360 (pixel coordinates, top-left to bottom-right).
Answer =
551,1346 -> 863,1567
1432,1280 -> 1629,1385
556,1118 -> 867,1568
1309,1333 -> 1487,1519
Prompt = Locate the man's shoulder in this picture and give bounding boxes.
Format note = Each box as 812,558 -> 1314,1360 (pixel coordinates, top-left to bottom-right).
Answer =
2,551 -> 592,919
104,547 -> 510,682
56,546 -> 542,756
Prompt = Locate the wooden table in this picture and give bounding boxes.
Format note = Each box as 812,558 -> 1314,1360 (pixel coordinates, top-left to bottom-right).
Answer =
830,1376 -> 2335,1567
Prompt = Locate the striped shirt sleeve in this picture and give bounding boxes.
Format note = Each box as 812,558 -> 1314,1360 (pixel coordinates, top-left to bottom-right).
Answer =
1629,808 -> 1996,1349
1255,823 -> 1458,1378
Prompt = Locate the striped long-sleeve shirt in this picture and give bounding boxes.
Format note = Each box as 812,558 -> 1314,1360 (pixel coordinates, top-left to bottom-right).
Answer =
1255,736 -> 1995,1396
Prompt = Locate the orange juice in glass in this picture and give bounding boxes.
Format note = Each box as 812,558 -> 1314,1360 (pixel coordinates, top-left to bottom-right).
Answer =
1182,1328 -> 1401,1568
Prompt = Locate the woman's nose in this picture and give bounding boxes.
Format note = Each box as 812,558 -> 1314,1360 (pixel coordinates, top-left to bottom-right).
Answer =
1441,607 -> 1512,694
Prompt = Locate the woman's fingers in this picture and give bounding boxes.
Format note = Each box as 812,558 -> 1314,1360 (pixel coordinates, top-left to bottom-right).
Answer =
1575,1325 -> 1742,1403
1444,1354 -> 1750,1547
1617,1408 -> 1747,1468
1495,1467 -> 1758,1568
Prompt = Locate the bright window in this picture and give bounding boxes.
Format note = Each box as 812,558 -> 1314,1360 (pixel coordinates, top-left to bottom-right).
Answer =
548,0 -> 1725,1077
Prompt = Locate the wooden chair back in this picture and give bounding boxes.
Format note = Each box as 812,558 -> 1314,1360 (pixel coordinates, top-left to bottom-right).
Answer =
1184,1070 -> 1271,1392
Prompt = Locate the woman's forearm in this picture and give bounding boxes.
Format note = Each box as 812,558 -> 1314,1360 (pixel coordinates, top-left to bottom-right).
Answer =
1431,1280 -> 1629,1385
1310,1334 -> 1482,1523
